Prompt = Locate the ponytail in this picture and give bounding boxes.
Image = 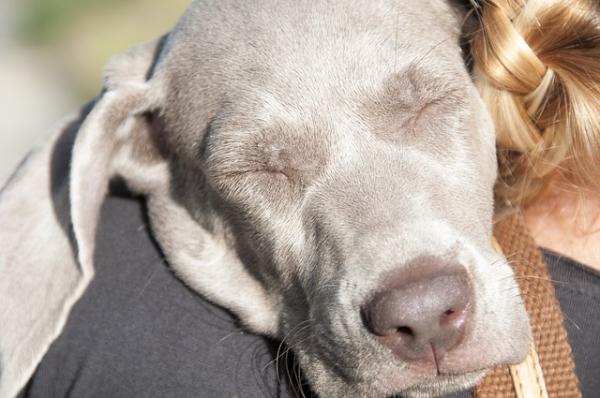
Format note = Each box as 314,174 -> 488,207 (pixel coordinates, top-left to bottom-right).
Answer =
470,0 -> 600,206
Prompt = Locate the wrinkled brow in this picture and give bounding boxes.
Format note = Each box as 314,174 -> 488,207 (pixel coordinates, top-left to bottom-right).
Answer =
363,65 -> 467,139
206,120 -> 330,185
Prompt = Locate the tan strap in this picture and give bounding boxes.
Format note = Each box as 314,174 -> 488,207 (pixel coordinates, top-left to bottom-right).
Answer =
476,214 -> 581,397
509,343 -> 549,398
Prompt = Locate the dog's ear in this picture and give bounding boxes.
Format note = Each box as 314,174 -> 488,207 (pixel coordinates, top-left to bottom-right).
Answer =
0,38 -> 168,397
70,41 -> 168,269
72,39 -> 283,338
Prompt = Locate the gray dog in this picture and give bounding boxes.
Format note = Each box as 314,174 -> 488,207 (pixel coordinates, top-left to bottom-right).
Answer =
0,1 -> 531,397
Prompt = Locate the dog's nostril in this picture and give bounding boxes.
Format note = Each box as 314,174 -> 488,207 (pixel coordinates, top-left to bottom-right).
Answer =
362,265 -> 472,363
442,307 -> 467,326
396,326 -> 414,336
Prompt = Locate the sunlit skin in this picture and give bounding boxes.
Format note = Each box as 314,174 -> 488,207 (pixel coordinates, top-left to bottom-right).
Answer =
524,184 -> 600,272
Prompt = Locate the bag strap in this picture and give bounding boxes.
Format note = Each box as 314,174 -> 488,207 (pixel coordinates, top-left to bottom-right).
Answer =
476,213 -> 581,398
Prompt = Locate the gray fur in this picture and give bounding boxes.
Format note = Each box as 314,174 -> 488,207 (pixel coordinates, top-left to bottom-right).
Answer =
0,1 -> 531,397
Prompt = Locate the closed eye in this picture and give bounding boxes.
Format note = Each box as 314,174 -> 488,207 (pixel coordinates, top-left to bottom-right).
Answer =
405,99 -> 443,134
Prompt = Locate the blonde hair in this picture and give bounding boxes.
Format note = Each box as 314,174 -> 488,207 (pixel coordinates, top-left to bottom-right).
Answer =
470,0 -> 600,207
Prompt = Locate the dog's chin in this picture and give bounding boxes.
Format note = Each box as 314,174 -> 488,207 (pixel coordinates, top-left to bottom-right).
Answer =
302,351 -> 488,398
396,369 -> 487,398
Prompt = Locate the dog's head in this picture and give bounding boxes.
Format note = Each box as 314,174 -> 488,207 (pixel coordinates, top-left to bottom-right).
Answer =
69,1 -> 530,396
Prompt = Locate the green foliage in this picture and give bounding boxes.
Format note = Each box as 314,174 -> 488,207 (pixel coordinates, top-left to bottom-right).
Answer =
20,0 -> 123,44
15,0 -> 188,100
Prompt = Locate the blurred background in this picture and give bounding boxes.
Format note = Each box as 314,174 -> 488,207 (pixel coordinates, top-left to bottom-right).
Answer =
0,0 -> 189,184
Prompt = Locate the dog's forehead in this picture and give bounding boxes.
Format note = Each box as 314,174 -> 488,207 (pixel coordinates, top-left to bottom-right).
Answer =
162,0 -> 463,84
154,0 -> 467,157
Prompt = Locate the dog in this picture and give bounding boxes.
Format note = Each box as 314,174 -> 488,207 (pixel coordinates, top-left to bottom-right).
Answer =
0,1 -> 531,397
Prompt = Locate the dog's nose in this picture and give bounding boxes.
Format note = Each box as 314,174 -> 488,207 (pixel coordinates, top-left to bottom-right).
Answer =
362,267 -> 472,363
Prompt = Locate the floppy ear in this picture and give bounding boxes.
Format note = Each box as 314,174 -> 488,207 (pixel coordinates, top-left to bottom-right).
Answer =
0,39 -> 167,398
70,75 -> 167,271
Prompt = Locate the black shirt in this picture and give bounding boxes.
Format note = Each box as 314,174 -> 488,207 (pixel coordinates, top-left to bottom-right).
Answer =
544,250 -> 600,397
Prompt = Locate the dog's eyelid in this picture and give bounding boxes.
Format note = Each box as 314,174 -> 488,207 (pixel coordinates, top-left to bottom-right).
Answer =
212,166 -> 292,186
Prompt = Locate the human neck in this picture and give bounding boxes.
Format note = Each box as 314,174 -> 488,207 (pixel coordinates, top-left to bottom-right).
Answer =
523,185 -> 600,272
